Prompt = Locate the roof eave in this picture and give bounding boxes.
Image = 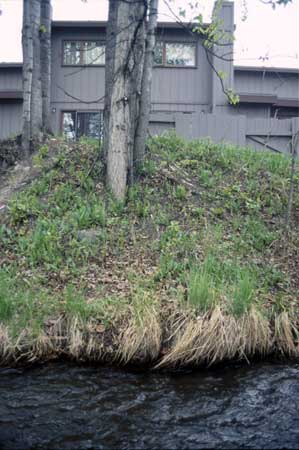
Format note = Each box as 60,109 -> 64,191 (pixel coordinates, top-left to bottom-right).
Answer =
51,20 -> 210,30
0,90 -> 23,100
0,63 -> 22,69
234,65 -> 299,75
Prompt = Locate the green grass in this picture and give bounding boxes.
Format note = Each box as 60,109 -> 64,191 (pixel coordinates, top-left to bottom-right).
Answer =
0,132 -> 298,345
188,267 -> 215,312
231,271 -> 256,317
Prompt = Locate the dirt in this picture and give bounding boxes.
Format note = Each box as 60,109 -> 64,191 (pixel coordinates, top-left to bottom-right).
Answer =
0,136 -> 22,172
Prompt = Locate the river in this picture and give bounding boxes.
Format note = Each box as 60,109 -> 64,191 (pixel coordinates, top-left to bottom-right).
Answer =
0,361 -> 298,449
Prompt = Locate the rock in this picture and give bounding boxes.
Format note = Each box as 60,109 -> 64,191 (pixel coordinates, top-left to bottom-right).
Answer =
77,229 -> 102,243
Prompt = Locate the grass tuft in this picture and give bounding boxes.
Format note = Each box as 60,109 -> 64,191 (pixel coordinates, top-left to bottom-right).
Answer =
231,271 -> 256,317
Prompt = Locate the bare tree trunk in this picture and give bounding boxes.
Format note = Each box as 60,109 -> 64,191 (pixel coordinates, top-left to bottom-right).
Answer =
285,131 -> 298,229
40,0 -> 52,134
22,0 -> 33,156
30,0 -> 43,142
103,0 -> 118,170
105,0 -> 147,201
134,0 -> 158,171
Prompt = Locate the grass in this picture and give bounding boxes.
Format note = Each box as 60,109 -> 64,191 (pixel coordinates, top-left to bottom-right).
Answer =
0,133 -> 298,367
188,263 -> 215,312
231,271 -> 256,317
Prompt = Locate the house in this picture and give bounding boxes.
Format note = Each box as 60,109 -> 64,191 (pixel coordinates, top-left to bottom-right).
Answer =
0,1 -> 298,153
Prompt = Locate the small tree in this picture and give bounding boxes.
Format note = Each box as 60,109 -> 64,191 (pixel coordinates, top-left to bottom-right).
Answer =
134,0 -> 159,171
40,0 -> 52,134
22,0 -> 52,155
22,0 -> 34,155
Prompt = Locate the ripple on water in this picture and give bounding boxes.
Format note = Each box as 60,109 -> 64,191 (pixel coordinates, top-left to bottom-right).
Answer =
0,362 -> 299,449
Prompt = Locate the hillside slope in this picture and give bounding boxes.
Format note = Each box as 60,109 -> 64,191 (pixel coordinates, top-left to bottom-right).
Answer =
0,134 -> 298,367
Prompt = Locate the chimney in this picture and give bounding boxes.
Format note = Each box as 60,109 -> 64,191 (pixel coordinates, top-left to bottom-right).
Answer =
210,1 -> 235,113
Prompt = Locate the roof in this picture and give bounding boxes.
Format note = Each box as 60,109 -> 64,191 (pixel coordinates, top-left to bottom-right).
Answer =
0,63 -> 22,69
52,21 -> 106,28
234,65 -> 299,75
238,93 -> 299,108
51,20 -> 209,30
0,90 -> 23,100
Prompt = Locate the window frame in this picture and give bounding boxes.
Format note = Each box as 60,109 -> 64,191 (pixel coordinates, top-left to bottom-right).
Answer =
61,110 -> 104,140
61,40 -> 106,67
154,40 -> 198,69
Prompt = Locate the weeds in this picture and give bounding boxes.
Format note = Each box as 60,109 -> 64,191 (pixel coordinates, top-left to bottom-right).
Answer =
0,134 -> 298,367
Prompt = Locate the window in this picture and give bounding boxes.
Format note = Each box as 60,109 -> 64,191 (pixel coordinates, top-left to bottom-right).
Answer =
154,42 -> 196,67
271,106 -> 299,120
154,41 -> 164,65
63,41 -> 105,66
62,111 -> 104,140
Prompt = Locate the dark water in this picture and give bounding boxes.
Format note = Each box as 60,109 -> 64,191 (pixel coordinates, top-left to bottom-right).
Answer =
0,362 -> 298,450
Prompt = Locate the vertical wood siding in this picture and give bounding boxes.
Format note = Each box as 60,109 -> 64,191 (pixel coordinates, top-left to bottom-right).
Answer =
234,71 -> 299,100
50,27 -> 213,135
0,68 -> 22,91
0,103 -> 22,139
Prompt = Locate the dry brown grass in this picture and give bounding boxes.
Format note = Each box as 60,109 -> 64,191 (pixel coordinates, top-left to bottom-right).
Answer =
238,307 -> 272,358
274,312 -> 299,357
0,324 -> 13,364
156,306 -> 242,368
1,306 -> 299,368
67,317 -> 85,359
155,306 -> 298,369
115,293 -> 162,364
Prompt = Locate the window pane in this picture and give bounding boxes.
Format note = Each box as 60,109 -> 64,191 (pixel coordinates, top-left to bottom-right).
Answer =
63,41 -> 81,65
88,112 -> 103,140
165,43 -> 196,66
83,42 -> 105,65
77,112 -> 103,140
62,112 -> 76,140
154,41 -> 163,65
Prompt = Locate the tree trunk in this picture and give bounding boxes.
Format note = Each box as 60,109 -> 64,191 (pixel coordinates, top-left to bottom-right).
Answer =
134,0 -> 158,171
103,0 -> 118,170
22,0 -> 33,156
30,0 -> 43,142
105,0 -> 147,201
40,0 -> 52,134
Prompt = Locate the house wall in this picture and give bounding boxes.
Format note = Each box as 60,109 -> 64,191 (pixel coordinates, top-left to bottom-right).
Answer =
0,67 -> 23,139
234,69 -> 299,119
0,67 -> 22,91
0,1 -> 298,143
151,29 -> 212,115
50,25 -> 213,134
231,103 -> 271,119
234,70 -> 299,100
50,26 -> 106,133
0,102 -> 22,139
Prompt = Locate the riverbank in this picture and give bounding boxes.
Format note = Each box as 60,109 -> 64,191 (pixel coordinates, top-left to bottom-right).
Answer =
0,134 -> 298,368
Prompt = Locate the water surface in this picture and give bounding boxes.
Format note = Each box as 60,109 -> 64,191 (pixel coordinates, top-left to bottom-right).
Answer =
0,361 -> 298,449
